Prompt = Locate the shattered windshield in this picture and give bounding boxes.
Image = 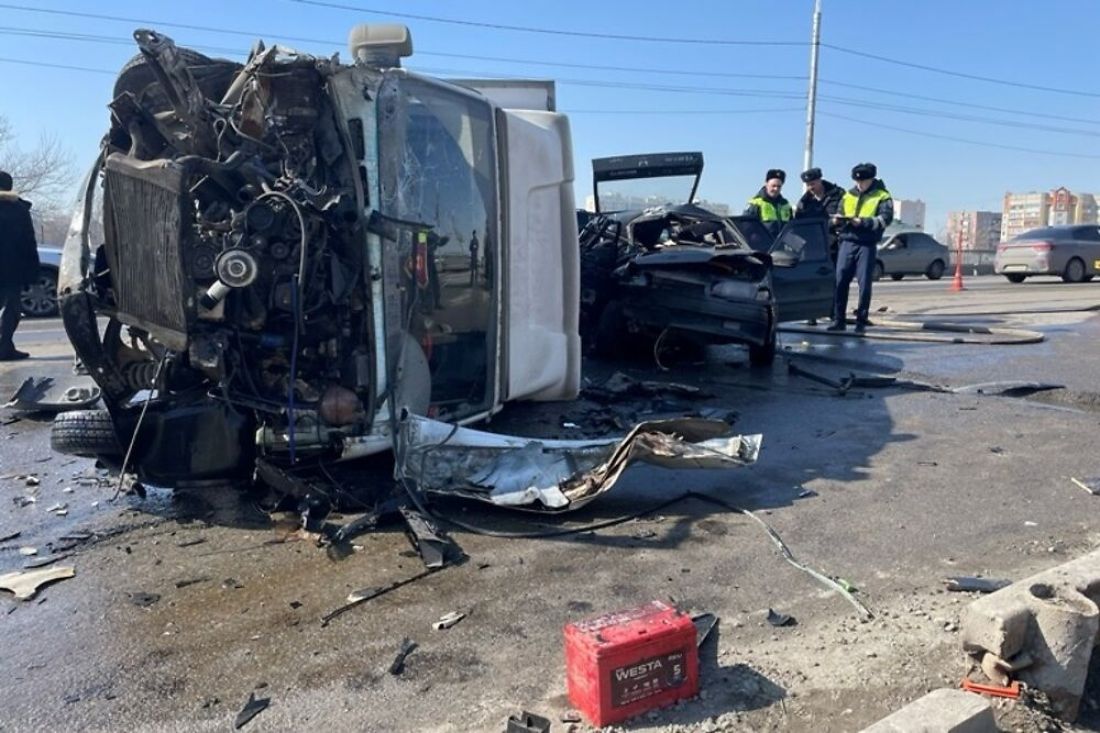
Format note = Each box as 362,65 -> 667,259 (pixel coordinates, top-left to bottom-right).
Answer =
378,73 -> 499,419
596,175 -> 698,213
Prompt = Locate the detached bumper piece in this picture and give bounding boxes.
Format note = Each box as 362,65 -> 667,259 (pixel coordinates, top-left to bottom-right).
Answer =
399,414 -> 761,512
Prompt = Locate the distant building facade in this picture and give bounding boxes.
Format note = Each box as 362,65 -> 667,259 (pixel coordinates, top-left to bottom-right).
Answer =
892,199 -> 926,229
946,210 -> 1003,251
583,193 -> 730,216
1001,188 -> 1100,239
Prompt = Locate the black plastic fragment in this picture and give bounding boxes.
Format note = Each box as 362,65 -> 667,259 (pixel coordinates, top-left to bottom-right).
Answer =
233,691 -> 270,729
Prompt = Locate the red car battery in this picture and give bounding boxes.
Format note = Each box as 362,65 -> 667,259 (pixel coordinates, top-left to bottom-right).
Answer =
564,600 -> 699,727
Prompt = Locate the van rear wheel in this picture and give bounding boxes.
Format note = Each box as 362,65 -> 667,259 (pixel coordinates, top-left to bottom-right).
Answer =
1005,274 -> 1027,284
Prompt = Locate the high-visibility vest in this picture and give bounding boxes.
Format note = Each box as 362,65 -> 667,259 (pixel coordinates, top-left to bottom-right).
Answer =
749,196 -> 792,223
842,187 -> 892,218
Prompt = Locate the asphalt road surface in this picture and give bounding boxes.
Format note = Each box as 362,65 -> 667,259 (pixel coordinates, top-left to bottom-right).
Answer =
2,276 -> 1100,732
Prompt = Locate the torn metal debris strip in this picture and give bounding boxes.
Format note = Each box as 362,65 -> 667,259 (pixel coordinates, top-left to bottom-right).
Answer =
398,414 -> 762,512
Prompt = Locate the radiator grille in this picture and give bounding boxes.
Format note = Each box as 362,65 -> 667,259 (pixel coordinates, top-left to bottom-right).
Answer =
103,155 -> 190,349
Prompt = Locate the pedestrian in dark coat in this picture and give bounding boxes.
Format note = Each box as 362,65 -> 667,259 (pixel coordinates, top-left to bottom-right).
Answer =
0,170 -> 39,360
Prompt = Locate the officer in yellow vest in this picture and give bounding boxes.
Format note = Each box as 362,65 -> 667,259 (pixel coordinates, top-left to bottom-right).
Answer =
744,169 -> 792,238
828,163 -> 893,334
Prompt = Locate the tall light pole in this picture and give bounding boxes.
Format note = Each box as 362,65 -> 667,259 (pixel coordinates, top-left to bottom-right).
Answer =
802,0 -> 823,172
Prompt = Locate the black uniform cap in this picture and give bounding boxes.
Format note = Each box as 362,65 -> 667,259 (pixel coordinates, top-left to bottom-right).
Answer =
851,162 -> 877,181
800,167 -> 822,183
765,169 -> 786,183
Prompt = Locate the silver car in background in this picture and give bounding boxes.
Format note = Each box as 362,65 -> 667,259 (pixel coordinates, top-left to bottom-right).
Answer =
874,227 -> 950,281
994,225 -> 1100,283
21,245 -> 61,317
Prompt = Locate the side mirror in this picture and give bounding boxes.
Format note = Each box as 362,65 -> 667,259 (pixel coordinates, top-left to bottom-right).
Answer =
771,250 -> 800,268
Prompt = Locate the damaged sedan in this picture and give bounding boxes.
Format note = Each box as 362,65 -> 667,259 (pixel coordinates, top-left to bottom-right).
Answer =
580,152 -> 835,365
53,25 -> 582,491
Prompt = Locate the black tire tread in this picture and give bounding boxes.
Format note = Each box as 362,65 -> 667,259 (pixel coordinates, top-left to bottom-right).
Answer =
51,410 -> 123,458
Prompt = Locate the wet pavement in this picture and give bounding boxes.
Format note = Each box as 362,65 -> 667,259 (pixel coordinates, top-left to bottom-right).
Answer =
3,277 -> 1100,731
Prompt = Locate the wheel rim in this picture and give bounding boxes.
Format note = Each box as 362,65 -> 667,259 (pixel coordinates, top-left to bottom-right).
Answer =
20,274 -> 58,316
1069,260 -> 1085,281
931,261 -> 943,277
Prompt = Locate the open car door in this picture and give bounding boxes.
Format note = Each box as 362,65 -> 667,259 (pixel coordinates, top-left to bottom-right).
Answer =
767,218 -> 835,322
725,216 -> 835,322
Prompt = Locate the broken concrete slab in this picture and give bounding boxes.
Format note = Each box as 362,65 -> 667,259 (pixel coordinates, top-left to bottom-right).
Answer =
0,566 -> 76,600
860,689 -> 995,733
960,547 -> 1100,721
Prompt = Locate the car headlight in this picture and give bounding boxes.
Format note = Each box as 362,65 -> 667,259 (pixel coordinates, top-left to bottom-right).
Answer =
711,280 -> 756,301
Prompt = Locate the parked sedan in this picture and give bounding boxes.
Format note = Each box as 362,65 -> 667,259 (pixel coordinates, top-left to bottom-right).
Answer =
994,225 -> 1100,283
22,245 -> 61,317
874,228 -> 950,281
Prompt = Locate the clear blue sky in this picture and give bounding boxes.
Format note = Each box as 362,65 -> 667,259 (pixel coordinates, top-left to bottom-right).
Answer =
2,0 -> 1099,233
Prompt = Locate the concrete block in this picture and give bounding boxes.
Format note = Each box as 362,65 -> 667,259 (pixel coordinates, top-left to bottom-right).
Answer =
860,689 -> 995,733
960,547 -> 1100,721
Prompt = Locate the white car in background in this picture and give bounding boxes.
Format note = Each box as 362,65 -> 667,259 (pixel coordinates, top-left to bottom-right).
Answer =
22,245 -> 61,317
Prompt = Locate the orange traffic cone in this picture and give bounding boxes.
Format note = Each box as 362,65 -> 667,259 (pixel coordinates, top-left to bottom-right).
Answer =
951,238 -> 965,292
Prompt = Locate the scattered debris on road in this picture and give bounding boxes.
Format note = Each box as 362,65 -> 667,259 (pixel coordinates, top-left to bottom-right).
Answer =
691,612 -> 719,647
944,576 -> 1011,594
127,592 -> 161,608
233,691 -> 270,730
388,637 -> 418,675
581,372 -> 713,403
18,547 -> 37,556
1070,477 -> 1100,496
766,609 -> 796,627
174,577 -> 210,589
320,569 -> 437,627
0,530 -> 21,543
400,415 -> 760,512
176,538 -> 207,548
432,611 -> 466,630
961,677 -> 1021,700
3,377 -> 102,413
505,710 -> 552,733
0,566 -> 75,600
23,553 -> 72,569
564,600 -> 698,726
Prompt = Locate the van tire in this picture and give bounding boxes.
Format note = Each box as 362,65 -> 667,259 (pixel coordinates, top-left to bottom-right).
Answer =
872,262 -> 885,281
51,410 -> 123,458
1006,274 -> 1027,283
890,273 -> 904,281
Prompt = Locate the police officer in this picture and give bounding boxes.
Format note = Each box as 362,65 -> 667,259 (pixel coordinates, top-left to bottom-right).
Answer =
795,167 -> 844,223
828,163 -> 893,334
744,169 -> 792,238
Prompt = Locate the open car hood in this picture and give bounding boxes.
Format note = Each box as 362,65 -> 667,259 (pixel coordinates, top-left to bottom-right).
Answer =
592,151 -> 704,213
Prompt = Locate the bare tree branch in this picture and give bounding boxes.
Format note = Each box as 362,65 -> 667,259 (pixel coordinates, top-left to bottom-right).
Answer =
0,114 -> 75,203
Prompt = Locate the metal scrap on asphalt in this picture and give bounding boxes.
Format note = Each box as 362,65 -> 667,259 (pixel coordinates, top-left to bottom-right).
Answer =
233,692 -> 270,730
388,637 -> 418,675
944,576 -> 1011,593
3,376 -> 102,413
399,415 -> 761,513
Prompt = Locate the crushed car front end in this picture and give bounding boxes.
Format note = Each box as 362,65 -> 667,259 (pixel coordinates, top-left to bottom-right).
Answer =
580,203 -> 778,364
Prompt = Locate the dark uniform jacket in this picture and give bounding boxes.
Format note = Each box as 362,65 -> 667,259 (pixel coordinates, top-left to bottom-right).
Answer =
794,180 -> 844,219
0,191 -> 39,288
